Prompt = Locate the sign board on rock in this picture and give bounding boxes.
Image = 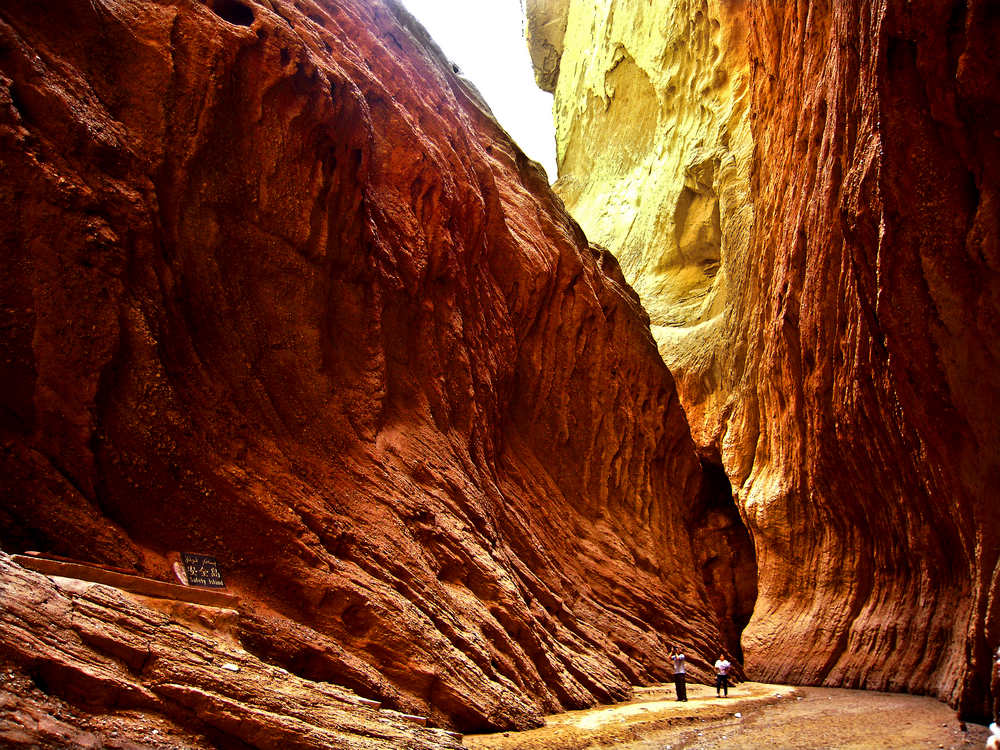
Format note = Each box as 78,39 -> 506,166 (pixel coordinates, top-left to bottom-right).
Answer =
180,552 -> 225,588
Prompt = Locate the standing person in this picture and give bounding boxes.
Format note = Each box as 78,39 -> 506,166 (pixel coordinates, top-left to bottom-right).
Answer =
991,645 -> 1000,730
714,653 -> 732,697
670,645 -> 687,701
993,646 -> 1000,723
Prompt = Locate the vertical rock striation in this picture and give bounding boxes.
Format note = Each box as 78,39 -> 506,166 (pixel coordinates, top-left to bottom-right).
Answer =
0,0 -> 736,733
741,0 -> 1000,718
526,0 -> 759,656
533,0 -> 1000,718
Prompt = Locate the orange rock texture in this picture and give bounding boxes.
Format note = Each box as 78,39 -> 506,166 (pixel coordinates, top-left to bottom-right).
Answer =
0,552 -> 461,749
740,0 -> 999,717
0,0 -> 744,734
532,0 -> 1000,718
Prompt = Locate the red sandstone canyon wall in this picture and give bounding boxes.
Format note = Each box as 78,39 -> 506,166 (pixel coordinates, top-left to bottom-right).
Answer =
0,0 -> 739,733
738,0 -> 1000,717
530,0 -> 1000,719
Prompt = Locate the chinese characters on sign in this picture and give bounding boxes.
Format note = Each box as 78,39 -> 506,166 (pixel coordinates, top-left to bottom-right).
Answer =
180,552 -> 225,588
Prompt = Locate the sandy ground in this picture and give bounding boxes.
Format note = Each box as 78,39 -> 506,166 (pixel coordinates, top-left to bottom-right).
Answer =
464,682 -> 989,750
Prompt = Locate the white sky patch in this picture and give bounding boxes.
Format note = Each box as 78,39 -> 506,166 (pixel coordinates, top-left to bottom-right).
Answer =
400,0 -> 557,182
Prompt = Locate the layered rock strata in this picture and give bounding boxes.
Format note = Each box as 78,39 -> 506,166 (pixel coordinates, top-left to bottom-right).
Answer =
531,0 -> 1000,718
0,0 -> 741,733
0,552 -> 459,749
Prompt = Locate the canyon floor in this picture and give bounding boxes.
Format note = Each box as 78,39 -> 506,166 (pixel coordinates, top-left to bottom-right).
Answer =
464,682 -> 988,750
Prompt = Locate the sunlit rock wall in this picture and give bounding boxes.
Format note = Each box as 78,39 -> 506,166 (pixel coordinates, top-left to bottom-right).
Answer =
527,0 -> 753,449
533,0 -> 1000,718
524,0 -> 569,93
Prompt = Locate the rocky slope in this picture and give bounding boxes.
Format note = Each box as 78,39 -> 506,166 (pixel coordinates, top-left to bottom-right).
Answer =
0,0 -> 744,737
530,0 -> 1000,718
0,552 -> 459,749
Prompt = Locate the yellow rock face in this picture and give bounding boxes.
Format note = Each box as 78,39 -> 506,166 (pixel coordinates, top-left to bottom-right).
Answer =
524,0 -> 570,92
527,0 -> 752,449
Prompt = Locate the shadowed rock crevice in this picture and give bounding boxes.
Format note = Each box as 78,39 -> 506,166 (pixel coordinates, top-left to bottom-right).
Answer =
206,0 -> 255,27
691,456 -> 756,663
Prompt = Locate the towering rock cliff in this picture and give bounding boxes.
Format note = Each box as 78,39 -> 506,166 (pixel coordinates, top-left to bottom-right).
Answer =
0,0 -> 743,736
531,0 -> 1000,718
526,0 -> 759,657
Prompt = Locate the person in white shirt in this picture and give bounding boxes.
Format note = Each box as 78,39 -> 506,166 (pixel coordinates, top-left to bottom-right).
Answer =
989,645 -> 1000,749
714,654 -> 732,697
670,645 -> 687,701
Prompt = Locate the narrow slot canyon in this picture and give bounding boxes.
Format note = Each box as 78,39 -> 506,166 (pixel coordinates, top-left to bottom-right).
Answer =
0,0 -> 997,748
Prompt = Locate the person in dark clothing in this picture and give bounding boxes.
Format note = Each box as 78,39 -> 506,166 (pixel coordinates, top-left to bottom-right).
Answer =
670,645 -> 687,701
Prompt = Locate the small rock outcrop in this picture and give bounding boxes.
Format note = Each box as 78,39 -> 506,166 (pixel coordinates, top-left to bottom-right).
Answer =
0,0 -> 742,735
530,0 -> 1000,718
524,0 -> 569,93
